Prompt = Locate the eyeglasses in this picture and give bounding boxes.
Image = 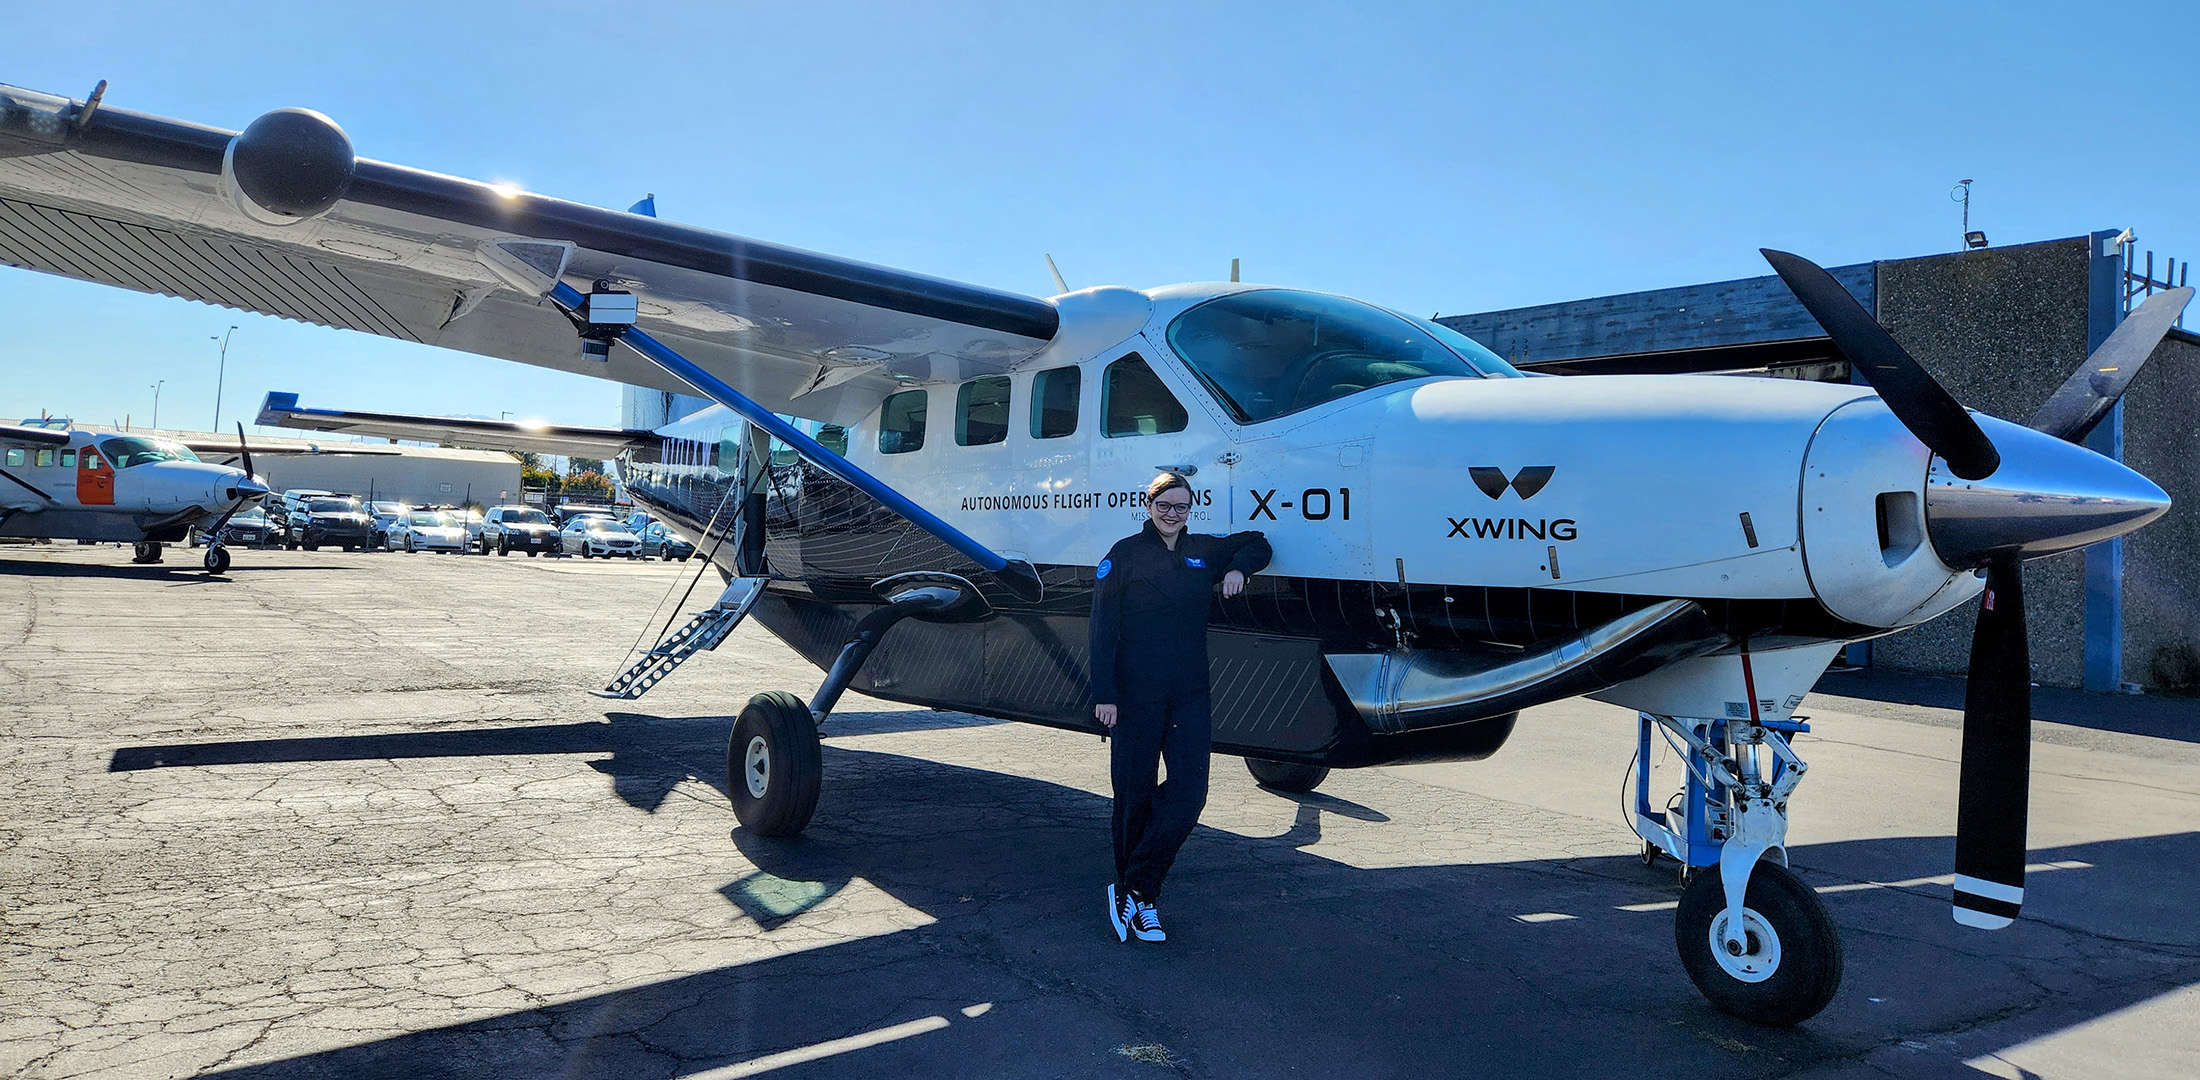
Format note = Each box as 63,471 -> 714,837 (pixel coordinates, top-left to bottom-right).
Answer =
1151,501 -> 1192,517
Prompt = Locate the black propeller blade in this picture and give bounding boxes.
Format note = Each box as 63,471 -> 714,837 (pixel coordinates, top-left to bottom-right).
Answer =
236,422 -> 256,483
2028,286 -> 2194,444
1762,249 -> 2001,480
1952,555 -> 2032,928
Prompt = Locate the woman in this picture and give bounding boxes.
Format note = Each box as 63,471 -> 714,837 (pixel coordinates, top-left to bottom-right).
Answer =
1088,471 -> 1272,943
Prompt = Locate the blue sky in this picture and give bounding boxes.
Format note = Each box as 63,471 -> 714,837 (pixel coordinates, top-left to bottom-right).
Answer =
5,2 -> 2194,432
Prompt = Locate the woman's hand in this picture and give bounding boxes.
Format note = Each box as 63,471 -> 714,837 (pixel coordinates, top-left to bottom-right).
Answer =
1222,570 -> 1246,598
1096,703 -> 1117,727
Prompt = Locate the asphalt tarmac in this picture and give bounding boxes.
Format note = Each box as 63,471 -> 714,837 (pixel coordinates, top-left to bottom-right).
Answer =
3,543 -> 2197,1079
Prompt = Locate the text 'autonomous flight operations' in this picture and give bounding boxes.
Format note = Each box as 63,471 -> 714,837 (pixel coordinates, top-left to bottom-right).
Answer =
1,79 -> 2189,1026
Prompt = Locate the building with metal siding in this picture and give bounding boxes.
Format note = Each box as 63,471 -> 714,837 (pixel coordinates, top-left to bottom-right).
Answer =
1440,232 -> 2198,692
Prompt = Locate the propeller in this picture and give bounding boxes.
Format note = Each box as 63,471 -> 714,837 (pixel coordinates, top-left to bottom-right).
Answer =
198,423 -> 268,559
1764,251 -> 2182,930
1952,554 -> 2030,927
2028,286 -> 2194,443
1761,249 -> 2000,480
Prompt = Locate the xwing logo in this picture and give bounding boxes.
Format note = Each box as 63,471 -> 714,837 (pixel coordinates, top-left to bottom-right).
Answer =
1469,466 -> 1555,501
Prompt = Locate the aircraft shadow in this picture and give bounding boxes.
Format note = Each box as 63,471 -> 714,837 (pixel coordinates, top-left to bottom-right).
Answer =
108,709 -> 1005,815
166,729 -> 2200,1079
0,555 -> 358,580
1815,667 -> 2200,745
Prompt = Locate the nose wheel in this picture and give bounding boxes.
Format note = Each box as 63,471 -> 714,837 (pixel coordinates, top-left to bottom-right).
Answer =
203,545 -> 231,574
1674,861 -> 1841,1026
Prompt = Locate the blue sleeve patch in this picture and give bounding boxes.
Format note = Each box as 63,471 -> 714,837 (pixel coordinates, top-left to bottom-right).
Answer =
1184,556 -> 1207,568
1096,558 -> 1111,580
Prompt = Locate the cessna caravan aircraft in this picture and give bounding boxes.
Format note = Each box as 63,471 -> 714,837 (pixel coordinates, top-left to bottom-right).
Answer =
0,419 -> 278,571
1,80 -> 2187,1026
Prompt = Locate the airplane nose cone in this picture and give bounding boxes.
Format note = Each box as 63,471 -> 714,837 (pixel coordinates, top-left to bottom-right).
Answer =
227,475 -> 270,502
1926,413 -> 2169,566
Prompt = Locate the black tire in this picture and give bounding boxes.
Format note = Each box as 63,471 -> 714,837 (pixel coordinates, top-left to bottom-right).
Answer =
498,538 -> 510,557
1245,758 -> 1329,792
727,691 -> 822,836
660,548 -> 674,562
302,541 -> 319,552
1675,861 -> 1842,1026
204,546 -> 230,574
527,550 -> 538,558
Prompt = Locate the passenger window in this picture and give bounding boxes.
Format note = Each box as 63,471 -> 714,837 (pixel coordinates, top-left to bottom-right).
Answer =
82,450 -> 105,471
1031,366 -> 1079,439
956,376 -> 1012,446
879,390 -> 927,454
35,450 -> 54,467
60,451 -> 76,467
818,425 -> 849,457
1103,353 -> 1188,437
4,449 -> 22,467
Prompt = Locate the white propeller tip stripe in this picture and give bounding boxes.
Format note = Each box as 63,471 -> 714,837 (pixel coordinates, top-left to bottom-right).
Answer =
1954,874 -> 2024,905
1953,907 -> 2015,930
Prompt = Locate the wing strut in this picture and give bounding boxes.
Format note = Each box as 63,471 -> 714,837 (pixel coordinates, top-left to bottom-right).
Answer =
544,280 -> 1043,602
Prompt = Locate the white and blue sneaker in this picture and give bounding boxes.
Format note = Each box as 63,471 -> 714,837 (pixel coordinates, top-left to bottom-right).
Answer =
1131,897 -> 1166,942
1108,883 -> 1132,943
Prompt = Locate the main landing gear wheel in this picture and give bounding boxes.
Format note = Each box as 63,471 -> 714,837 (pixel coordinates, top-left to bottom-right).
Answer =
1674,861 -> 1842,1026
727,691 -> 822,837
1245,758 -> 1329,793
131,541 -> 163,564
203,546 -> 230,574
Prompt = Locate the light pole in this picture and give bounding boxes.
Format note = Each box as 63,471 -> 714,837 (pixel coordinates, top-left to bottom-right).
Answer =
150,380 -> 165,431
211,325 -> 238,432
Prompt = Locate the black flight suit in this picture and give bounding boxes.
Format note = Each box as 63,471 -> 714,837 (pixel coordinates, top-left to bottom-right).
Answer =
1088,520 -> 1272,901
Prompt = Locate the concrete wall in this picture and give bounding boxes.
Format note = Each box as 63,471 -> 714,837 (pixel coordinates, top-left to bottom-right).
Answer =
1867,237 -> 2098,688
2120,331 -> 2200,690
254,447 -> 521,509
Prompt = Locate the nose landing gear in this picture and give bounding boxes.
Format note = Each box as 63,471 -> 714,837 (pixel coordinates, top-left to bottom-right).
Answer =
1634,711 -> 1840,1026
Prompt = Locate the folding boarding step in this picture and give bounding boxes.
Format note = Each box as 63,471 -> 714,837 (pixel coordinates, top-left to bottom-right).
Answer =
595,577 -> 766,700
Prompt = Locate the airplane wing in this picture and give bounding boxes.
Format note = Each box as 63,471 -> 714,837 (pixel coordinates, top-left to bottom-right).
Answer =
0,423 -> 74,448
256,391 -> 655,459
170,433 -> 402,459
0,82 -> 1061,427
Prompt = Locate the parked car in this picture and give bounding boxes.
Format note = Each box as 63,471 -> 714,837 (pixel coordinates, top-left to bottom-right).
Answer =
365,501 -> 408,548
559,516 -> 642,558
292,497 -> 374,551
624,510 -> 656,534
385,510 -> 470,553
272,488 -> 335,541
636,521 -> 694,561
445,507 -> 485,549
551,503 -> 611,523
479,505 -> 560,556
187,506 -> 276,548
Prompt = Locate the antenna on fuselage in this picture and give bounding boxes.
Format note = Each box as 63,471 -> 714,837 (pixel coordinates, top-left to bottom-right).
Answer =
1044,254 -> 1070,294
1230,257 -> 1240,283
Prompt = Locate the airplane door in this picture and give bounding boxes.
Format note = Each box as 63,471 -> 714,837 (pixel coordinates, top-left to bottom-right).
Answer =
1088,346 -> 1231,542
78,447 -> 113,506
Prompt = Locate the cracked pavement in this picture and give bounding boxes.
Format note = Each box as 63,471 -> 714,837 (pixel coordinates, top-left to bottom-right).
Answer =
3,544 -> 2198,1078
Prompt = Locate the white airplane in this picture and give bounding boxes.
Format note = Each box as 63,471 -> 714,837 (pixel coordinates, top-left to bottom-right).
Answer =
0,420 -> 273,571
3,80 -> 2190,1026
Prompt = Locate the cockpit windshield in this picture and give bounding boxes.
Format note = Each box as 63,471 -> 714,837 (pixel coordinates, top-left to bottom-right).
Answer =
97,436 -> 200,470
1165,289 -> 1520,424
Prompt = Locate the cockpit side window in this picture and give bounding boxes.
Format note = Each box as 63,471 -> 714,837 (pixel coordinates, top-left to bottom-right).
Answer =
97,436 -> 198,469
1165,289 -> 1503,424
1102,354 -> 1188,438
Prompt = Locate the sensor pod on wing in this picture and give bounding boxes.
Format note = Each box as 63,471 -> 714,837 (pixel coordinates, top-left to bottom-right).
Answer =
221,108 -> 356,226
